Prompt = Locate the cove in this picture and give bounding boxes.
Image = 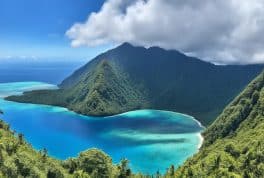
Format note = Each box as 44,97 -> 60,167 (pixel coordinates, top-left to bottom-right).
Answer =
0,82 -> 204,174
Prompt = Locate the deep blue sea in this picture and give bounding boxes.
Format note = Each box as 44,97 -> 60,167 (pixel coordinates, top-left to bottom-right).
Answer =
0,62 -> 204,174
0,61 -> 84,84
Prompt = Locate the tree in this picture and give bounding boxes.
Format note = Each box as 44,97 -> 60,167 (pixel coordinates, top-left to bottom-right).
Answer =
252,91 -> 259,104
213,155 -> 221,169
42,148 -> 48,162
0,149 -> 3,166
168,165 -> 175,177
18,133 -> 24,144
47,167 -> 64,178
0,120 -> 4,129
225,144 -> 240,158
187,168 -> 193,177
63,158 -> 78,174
156,170 -> 161,178
5,141 -> 18,155
243,171 -> 250,178
77,149 -> 113,178
73,170 -> 90,178
118,159 -> 131,178
14,158 -> 31,177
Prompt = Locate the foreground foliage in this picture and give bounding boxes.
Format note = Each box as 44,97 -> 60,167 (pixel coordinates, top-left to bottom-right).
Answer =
174,71 -> 264,177
0,117 -> 170,178
0,119 -> 137,178
6,43 -> 263,125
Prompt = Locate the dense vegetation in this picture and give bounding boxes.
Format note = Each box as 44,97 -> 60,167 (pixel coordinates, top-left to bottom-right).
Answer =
6,43 -> 263,125
0,116 -> 181,178
0,118 -> 147,178
173,71 -> 264,177
65,60 -> 148,116
6,60 -> 148,117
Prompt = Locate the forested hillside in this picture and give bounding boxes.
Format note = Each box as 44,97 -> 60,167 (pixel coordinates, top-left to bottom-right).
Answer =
7,43 -> 263,125
174,71 -> 264,177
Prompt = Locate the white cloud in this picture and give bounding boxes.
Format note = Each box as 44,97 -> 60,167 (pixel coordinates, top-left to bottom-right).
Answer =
66,0 -> 264,64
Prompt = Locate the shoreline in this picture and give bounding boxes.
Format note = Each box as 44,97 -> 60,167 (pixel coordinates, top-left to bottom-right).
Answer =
197,133 -> 204,149
2,82 -> 207,128
107,109 -> 205,127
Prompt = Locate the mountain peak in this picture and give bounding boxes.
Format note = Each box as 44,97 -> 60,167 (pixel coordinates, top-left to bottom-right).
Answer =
117,42 -> 184,56
119,42 -> 134,48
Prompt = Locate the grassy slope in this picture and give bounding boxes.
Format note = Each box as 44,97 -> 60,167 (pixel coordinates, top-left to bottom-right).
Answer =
174,72 -> 264,178
6,43 -> 263,125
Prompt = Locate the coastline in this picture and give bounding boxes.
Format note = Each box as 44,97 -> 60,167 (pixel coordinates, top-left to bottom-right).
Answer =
2,82 -> 207,128
197,133 -> 204,149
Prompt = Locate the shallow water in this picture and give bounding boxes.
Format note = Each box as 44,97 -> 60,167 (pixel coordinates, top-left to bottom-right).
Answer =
0,82 -> 204,174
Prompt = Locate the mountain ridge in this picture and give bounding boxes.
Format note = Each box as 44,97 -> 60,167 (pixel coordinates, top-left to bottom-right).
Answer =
6,43 -> 264,125
173,71 -> 264,177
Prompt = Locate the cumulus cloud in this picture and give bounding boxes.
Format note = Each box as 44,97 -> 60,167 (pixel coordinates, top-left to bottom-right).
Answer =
66,0 -> 264,64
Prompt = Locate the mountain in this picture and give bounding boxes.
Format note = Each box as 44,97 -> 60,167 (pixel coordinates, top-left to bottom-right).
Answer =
61,59 -> 148,116
6,43 -> 263,125
174,72 -> 264,177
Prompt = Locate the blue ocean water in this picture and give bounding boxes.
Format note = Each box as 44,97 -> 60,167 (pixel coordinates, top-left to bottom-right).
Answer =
0,61 -> 84,84
0,82 -> 204,174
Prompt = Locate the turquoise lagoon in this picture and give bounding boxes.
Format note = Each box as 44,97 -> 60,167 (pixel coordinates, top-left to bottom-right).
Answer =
0,82 -> 204,174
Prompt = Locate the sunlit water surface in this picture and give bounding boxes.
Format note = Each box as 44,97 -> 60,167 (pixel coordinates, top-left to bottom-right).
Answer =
0,82 -> 204,174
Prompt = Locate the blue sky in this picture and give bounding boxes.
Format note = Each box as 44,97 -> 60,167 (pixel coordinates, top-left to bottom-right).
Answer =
1,0 -> 264,64
0,0 -> 110,61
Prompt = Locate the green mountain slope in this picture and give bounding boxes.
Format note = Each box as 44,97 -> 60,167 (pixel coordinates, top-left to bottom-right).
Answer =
6,59 -> 148,116
65,59 -> 148,115
6,43 -> 263,125
174,71 -> 264,177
